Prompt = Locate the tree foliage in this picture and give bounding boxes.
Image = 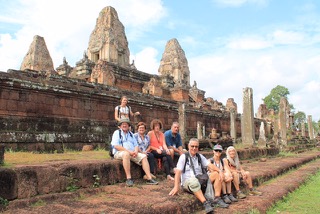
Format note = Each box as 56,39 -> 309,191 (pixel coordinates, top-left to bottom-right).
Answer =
262,85 -> 293,112
294,111 -> 306,128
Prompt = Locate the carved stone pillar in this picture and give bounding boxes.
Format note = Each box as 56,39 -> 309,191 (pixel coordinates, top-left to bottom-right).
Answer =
307,115 -> 314,139
230,108 -> 237,142
241,87 -> 255,145
178,103 -> 186,148
279,97 -> 288,146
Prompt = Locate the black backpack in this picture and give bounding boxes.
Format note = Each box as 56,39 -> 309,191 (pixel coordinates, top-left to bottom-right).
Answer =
109,129 -> 133,159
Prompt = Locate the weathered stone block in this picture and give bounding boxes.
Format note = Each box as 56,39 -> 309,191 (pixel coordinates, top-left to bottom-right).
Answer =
14,167 -> 38,199
0,168 -> 18,200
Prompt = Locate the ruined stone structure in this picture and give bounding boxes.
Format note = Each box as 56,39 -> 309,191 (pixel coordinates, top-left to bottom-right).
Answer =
241,87 -> 256,145
226,98 -> 238,113
0,6 -> 267,151
229,108 -> 237,142
257,121 -> 267,147
257,104 -> 268,119
20,35 -> 54,72
279,97 -> 289,146
301,122 -> 306,137
158,38 -> 190,87
307,115 -> 314,139
87,6 -> 130,67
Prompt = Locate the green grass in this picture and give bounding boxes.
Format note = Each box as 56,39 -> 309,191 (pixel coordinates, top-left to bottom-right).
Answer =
267,171 -> 320,214
3,150 -> 110,167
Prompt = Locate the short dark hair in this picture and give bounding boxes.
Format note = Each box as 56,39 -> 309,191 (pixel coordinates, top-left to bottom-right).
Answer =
136,122 -> 147,130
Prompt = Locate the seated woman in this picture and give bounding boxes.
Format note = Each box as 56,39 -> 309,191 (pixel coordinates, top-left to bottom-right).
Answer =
207,144 -> 229,208
225,146 -> 262,199
133,122 -> 156,179
148,119 -> 175,180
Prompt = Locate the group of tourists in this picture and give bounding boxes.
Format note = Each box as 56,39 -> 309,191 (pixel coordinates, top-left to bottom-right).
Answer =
111,96 -> 262,213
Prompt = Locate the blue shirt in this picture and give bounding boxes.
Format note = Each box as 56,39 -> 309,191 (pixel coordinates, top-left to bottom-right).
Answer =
165,130 -> 182,148
111,129 -> 137,154
133,133 -> 150,152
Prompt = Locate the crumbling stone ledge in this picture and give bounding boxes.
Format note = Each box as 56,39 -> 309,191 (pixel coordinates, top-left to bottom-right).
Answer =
3,150 -> 320,214
0,144 -> 4,165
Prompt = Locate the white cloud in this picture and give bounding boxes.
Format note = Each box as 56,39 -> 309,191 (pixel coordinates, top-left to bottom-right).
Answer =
131,47 -> 159,74
212,0 -> 268,7
226,37 -> 272,50
271,30 -> 305,45
0,0 -> 166,71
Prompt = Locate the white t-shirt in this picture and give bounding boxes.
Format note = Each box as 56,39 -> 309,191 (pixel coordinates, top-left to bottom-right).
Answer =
115,106 -> 130,119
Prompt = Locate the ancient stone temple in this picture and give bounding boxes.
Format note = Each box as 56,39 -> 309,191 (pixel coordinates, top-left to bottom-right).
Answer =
158,38 -> 190,88
87,6 -> 130,67
20,35 -> 54,72
0,5 -> 268,152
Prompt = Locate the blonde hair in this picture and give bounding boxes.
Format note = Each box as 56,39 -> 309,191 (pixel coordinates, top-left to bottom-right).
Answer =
226,146 -> 241,170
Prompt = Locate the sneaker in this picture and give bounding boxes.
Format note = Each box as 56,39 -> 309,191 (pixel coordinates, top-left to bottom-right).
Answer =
223,195 -> 232,204
228,194 -> 238,202
146,179 -> 159,185
203,200 -> 214,214
249,189 -> 262,196
126,179 -> 134,187
212,197 -> 229,208
143,174 -> 157,180
237,191 -> 246,199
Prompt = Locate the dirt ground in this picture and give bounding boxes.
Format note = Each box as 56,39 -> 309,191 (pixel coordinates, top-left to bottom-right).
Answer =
2,150 -> 320,214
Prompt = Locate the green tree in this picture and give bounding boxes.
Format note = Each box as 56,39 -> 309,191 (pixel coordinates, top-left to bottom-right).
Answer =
294,111 -> 306,129
262,85 -> 293,112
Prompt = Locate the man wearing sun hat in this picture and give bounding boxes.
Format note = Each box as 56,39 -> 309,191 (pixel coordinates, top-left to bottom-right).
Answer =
111,118 -> 158,187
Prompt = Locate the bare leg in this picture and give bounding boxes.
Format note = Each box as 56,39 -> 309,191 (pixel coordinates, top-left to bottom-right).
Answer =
122,151 -> 131,179
231,171 -> 240,191
209,172 -> 222,197
141,157 -> 152,180
193,190 -> 207,203
244,171 -> 253,189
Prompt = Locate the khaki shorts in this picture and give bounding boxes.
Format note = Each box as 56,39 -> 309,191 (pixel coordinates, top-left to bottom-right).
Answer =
114,151 -> 146,165
183,177 -> 201,193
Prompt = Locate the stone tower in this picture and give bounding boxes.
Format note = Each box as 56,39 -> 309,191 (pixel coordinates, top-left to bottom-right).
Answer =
20,35 -> 54,72
158,38 -> 190,88
87,6 -> 130,67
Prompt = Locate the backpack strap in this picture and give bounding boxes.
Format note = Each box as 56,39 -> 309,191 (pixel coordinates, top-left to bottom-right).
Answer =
183,153 -> 189,173
118,129 -> 123,146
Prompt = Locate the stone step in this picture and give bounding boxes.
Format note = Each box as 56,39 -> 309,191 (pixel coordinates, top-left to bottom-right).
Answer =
2,150 -> 320,214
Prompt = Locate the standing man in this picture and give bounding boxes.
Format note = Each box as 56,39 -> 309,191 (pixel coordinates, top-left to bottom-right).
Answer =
169,138 -> 215,214
165,122 -> 186,160
111,118 -> 158,187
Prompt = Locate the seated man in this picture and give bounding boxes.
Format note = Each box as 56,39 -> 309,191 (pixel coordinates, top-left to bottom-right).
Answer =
111,118 -> 158,187
169,138 -> 215,214
165,122 -> 187,161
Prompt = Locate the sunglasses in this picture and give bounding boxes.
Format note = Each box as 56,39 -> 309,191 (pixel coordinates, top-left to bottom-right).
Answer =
214,150 -> 222,153
190,145 -> 199,148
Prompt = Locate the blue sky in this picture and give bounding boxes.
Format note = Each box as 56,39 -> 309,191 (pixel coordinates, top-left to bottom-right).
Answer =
1,0 -> 320,123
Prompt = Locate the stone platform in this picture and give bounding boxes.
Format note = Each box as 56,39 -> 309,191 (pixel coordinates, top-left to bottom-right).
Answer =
1,147 -> 319,213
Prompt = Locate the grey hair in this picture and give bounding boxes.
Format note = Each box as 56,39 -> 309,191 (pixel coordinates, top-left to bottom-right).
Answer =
171,122 -> 179,127
188,138 -> 199,144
